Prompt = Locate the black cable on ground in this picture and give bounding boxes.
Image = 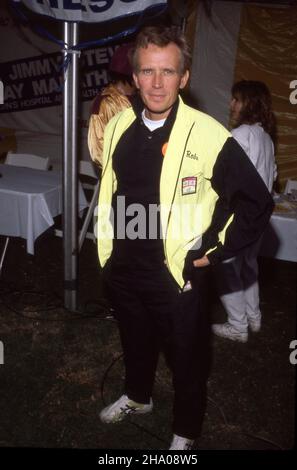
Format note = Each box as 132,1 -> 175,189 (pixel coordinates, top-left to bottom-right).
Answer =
99,352 -> 169,446
100,350 -> 286,450
0,278 -> 287,450
100,352 -> 124,408
206,396 -> 284,450
0,279 -> 116,321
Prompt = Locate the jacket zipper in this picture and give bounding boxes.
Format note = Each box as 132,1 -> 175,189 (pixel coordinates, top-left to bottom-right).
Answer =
163,121 -> 196,277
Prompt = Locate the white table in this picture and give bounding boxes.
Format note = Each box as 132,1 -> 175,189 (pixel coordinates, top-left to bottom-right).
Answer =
260,200 -> 297,263
0,164 -> 88,254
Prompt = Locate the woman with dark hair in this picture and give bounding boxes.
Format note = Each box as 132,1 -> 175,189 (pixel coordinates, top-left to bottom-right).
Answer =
212,80 -> 277,343
230,80 -> 277,184
231,80 -> 276,140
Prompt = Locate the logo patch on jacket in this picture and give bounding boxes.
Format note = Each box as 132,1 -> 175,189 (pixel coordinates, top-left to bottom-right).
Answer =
182,176 -> 197,195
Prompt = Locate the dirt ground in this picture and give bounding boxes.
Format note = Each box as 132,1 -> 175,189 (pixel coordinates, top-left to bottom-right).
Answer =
0,231 -> 295,463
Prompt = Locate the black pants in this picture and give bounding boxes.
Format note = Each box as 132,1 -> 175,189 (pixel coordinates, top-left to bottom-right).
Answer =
103,262 -> 211,439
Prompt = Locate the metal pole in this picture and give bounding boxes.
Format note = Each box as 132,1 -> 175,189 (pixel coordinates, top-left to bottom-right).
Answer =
0,237 -> 9,277
63,21 -> 79,311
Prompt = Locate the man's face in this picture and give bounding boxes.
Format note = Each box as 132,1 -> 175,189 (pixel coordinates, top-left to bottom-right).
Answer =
133,43 -> 189,120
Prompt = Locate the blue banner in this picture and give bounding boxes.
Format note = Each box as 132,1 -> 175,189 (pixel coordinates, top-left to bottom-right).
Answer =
15,0 -> 167,23
0,45 -> 116,113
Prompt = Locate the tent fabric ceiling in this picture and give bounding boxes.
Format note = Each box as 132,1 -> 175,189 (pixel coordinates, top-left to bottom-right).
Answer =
189,0 -> 297,189
233,3 -> 297,189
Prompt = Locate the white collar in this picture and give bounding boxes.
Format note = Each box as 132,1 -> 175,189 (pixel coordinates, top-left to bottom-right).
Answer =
142,109 -> 166,131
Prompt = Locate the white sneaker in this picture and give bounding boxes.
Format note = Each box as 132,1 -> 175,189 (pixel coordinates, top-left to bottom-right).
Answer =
212,322 -> 248,343
169,434 -> 194,450
248,318 -> 261,333
100,394 -> 153,424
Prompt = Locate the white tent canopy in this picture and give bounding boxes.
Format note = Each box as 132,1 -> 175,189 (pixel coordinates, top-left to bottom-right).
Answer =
1,0 -> 168,310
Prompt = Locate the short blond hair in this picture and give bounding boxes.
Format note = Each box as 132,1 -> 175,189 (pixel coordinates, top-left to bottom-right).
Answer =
131,25 -> 191,75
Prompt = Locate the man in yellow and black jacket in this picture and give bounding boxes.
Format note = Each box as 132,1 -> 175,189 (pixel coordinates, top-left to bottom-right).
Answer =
96,26 -> 273,450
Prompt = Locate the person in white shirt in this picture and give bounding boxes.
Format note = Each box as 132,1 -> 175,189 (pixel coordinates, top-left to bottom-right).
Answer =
212,80 -> 277,342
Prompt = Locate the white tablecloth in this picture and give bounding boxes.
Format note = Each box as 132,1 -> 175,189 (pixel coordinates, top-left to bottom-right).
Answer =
260,204 -> 297,263
0,164 -> 88,254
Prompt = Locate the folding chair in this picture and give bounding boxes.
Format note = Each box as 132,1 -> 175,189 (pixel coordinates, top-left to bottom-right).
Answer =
284,179 -> 297,195
54,160 -> 100,250
5,152 -> 50,170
